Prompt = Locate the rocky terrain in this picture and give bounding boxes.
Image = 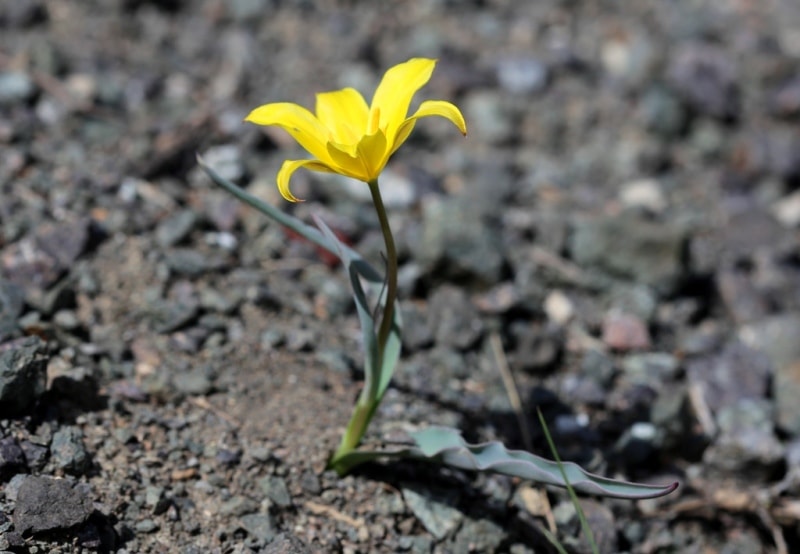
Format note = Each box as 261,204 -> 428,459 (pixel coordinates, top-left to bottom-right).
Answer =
2,0 -> 800,552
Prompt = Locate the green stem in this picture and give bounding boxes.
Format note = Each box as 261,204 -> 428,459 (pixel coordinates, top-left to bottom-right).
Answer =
328,179 -> 399,473
367,179 -> 398,366
331,401 -> 371,466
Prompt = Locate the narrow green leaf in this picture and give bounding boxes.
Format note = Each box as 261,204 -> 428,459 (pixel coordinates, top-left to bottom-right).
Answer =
314,215 -> 379,401
376,308 -> 401,400
197,155 -> 383,282
540,528 -> 570,554
313,216 -> 403,403
537,408 -> 599,554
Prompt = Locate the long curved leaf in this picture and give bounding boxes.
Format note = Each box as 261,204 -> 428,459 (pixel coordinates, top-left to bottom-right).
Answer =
197,154 -> 383,282
332,427 -> 677,499
409,427 -> 678,499
314,216 -> 402,402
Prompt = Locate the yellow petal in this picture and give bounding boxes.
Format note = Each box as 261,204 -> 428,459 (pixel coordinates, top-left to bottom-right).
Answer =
324,128 -> 388,182
276,159 -> 339,202
245,103 -> 333,165
316,88 -> 369,145
370,58 -> 436,142
412,100 -> 467,134
390,99 -> 467,155
389,119 -> 417,157
367,106 -> 381,135
356,129 -> 389,180
326,142 -> 370,181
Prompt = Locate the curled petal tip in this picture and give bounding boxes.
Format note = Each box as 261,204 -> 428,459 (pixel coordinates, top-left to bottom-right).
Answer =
410,99 -> 468,136
243,109 -> 259,124
277,158 -> 340,202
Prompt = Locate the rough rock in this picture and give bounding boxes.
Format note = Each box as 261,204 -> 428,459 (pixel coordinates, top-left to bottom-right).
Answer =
401,485 -> 463,540
448,517 -> 506,553
0,436 -> 27,481
570,214 -> 685,291
50,426 -> 91,475
418,197 -> 504,285
667,42 -> 740,120
740,314 -> 800,435
13,475 -> 94,535
602,310 -> 651,351
428,285 -> 484,350
0,279 -> 24,342
685,340 -> 771,414
0,336 -> 48,417
0,72 -> 36,105
703,399 -> 785,481
263,533 -> 313,554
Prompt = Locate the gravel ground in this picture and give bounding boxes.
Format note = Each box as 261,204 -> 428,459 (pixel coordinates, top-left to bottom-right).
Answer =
2,1 -> 800,553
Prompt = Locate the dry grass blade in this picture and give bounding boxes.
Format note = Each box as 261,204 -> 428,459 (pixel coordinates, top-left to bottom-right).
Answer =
489,331 -> 533,452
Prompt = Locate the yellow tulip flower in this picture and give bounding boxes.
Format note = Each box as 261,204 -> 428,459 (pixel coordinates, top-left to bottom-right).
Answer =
245,58 -> 467,202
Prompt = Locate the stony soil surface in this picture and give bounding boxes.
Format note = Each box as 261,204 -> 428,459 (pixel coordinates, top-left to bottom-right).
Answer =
2,1 -> 800,553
